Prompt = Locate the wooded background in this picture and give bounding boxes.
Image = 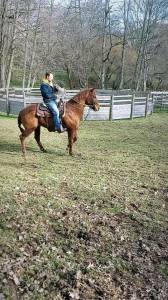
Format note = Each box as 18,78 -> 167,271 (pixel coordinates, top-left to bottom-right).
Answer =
0,0 -> 168,90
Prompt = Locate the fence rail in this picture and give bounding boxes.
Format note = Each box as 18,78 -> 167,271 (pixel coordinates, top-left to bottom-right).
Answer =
151,91 -> 168,112
0,88 -> 165,120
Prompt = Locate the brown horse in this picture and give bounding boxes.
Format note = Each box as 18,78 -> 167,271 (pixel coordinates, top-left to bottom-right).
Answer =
18,88 -> 100,156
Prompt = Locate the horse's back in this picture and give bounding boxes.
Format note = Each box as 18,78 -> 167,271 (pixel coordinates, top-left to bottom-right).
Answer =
19,103 -> 37,117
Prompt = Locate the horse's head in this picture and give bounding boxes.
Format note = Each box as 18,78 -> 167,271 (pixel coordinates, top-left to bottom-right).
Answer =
86,88 -> 100,111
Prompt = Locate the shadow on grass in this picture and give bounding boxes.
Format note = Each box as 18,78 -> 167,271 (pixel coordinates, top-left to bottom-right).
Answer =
0,141 -> 21,153
0,137 -> 85,159
0,141 -> 44,156
0,140 -> 69,158
0,141 -> 42,152
0,160 -> 45,169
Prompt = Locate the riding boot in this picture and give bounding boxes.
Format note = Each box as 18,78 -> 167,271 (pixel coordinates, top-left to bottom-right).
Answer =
53,115 -> 66,133
57,124 -> 66,133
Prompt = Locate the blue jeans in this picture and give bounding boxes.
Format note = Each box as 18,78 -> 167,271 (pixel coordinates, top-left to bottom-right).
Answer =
46,100 -> 61,130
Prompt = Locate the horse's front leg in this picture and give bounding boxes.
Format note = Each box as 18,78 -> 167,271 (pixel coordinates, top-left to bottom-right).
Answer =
67,129 -> 77,156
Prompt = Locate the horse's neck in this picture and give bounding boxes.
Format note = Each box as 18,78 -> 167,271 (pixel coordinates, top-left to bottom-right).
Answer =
76,97 -> 85,116
73,94 -> 85,105
68,95 -> 86,118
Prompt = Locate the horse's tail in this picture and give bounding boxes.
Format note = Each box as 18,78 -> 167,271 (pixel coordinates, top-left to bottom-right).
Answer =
18,112 -> 24,133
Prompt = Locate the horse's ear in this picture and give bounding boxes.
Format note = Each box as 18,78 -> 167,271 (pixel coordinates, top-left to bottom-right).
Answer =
89,88 -> 95,93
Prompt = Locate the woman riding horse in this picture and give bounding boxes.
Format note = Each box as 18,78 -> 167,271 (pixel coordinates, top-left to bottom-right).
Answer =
40,72 -> 65,133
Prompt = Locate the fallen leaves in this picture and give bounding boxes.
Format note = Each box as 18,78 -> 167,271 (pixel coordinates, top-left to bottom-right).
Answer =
0,115 -> 168,299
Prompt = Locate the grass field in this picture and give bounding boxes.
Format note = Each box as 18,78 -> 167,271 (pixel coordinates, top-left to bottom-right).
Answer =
0,113 -> 168,300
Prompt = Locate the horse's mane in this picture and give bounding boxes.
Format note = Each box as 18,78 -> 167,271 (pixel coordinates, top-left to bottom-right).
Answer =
68,89 -> 88,104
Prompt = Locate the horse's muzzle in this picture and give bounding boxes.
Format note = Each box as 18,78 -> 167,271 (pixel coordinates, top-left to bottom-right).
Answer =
94,103 -> 100,111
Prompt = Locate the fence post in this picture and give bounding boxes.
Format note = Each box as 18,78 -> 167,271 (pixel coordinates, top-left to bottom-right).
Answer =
161,92 -> 163,111
111,94 -> 114,120
6,88 -> 10,115
151,94 -> 154,114
109,95 -> 113,120
23,89 -> 26,108
145,93 -> 149,117
130,93 -> 135,120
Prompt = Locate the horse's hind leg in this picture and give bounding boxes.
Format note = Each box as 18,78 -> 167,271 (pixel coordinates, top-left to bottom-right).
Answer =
34,126 -> 46,152
20,128 -> 35,156
73,134 -> 77,144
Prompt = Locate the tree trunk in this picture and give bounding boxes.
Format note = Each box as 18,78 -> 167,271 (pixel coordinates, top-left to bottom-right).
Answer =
133,7 -> 148,90
101,35 -> 106,89
101,0 -> 109,89
134,0 -> 154,90
22,0 -> 31,90
66,65 -> 72,89
31,74 -> 36,88
119,0 -> 131,90
27,0 -> 42,89
0,53 -> 6,88
6,1 -> 19,89
0,0 -> 8,87
48,0 -> 54,53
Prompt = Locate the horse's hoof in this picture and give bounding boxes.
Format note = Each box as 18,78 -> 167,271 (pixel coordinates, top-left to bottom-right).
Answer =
22,154 -> 27,161
42,149 -> 47,153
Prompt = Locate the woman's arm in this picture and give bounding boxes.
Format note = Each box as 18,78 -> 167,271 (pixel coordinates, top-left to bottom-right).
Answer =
54,84 -> 65,95
40,84 -> 52,99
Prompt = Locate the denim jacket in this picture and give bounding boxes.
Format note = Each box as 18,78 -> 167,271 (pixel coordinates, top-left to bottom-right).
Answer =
40,81 -> 58,103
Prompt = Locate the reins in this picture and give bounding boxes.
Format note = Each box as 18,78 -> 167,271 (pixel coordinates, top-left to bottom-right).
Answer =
60,92 -> 97,113
66,99 -> 95,113
65,96 -> 86,111
71,97 -> 85,106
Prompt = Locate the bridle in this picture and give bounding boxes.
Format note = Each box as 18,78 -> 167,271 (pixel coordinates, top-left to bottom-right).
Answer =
88,97 -> 98,110
71,97 -> 85,107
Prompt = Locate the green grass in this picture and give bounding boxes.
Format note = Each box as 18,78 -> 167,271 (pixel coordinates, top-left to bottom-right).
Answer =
0,114 -> 168,299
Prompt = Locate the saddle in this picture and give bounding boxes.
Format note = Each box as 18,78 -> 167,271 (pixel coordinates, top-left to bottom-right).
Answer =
36,99 -> 66,118
36,100 -> 66,132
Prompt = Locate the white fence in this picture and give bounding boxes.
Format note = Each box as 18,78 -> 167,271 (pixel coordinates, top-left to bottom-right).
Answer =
0,88 -> 157,120
151,91 -> 168,111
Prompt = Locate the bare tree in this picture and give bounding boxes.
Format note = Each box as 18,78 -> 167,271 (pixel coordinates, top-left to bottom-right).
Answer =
27,0 -> 42,88
22,0 -> 32,90
6,0 -> 20,90
0,0 -> 9,87
119,0 -> 131,89
130,0 -> 168,90
0,0 -> 168,90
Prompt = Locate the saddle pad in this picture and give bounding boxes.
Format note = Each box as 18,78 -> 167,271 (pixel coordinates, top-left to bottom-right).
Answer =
36,103 -> 51,117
